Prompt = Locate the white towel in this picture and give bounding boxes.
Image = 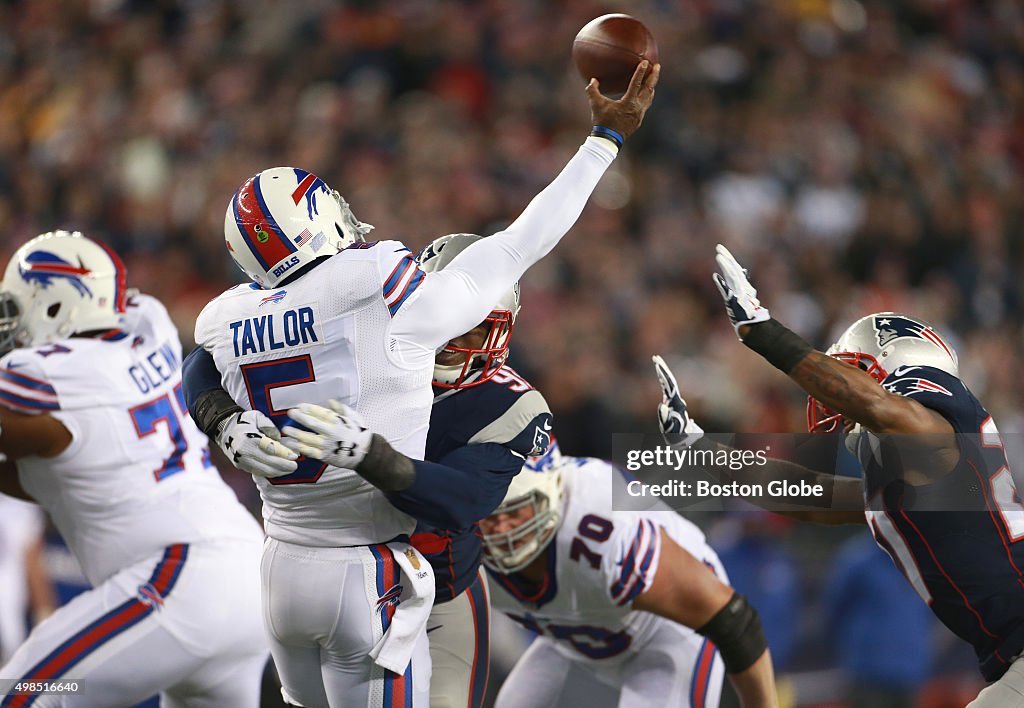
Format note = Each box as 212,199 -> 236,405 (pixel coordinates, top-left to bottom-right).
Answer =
368,540 -> 436,674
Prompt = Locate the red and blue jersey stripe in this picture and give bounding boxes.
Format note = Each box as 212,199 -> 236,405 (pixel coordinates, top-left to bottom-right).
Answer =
689,636 -> 717,708
383,254 -> 426,317
0,366 -> 59,413
100,329 -> 130,341
2,545 -> 188,708
689,559 -> 721,708
369,544 -> 413,708
611,519 -> 660,605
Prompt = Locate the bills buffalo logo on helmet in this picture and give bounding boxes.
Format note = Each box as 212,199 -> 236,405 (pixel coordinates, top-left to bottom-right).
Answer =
291,169 -> 329,220
20,251 -> 93,298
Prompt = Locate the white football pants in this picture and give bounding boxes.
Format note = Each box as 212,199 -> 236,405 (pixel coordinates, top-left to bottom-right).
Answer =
494,619 -> 724,708
967,657 -> 1024,707
0,538 -> 267,708
426,569 -> 491,708
261,538 -> 432,708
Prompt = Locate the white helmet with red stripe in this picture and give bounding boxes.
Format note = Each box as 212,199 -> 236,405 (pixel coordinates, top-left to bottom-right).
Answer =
808,312 -> 960,433
224,167 -> 374,288
0,230 -> 127,353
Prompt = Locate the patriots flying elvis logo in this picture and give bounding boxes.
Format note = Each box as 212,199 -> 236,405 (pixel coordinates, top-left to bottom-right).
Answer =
20,251 -> 93,298
291,169 -> 329,220
873,316 -> 951,356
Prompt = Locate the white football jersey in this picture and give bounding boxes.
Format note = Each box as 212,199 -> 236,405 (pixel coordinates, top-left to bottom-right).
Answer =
6,294 -> 262,586
194,241 -> 435,546
488,457 -> 724,662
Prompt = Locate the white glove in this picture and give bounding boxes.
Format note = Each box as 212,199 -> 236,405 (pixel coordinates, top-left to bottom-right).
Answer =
712,244 -> 771,338
218,410 -> 298,478
281,400 -> 373,469
652,354 -> 704,449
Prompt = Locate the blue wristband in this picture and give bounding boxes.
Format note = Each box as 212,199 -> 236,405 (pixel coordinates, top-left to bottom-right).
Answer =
590,125 -> 624,149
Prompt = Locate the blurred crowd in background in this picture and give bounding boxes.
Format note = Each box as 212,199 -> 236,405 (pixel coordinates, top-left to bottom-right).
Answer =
1,0 -> 1022,705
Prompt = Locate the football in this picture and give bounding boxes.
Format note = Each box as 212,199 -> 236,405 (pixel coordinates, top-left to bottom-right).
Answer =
572,14 -> 659,96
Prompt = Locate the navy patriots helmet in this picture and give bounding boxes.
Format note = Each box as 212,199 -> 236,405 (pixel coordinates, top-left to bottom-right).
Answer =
808,312 -> 960,433
418,233 -> 521,389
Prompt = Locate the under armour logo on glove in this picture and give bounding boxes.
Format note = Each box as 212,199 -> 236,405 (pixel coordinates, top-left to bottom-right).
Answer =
216,410 -> 299,479
652,354 -> 704,449
333,441 -> 359,457
281,400 -> 373,469
712,244 -> 771,339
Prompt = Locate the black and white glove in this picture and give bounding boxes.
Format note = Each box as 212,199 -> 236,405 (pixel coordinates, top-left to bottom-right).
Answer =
652,354 -> 704,449
712,244 -> 771,338
281,400 -> 373,469
218,410 -> 298,478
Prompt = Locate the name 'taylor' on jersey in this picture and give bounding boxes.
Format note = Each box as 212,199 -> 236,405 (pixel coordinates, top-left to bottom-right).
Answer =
229,306 -> 318,357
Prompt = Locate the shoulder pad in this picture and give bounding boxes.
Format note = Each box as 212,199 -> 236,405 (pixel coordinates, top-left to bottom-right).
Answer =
881,365 -> 979,432
468,389 -> 551,450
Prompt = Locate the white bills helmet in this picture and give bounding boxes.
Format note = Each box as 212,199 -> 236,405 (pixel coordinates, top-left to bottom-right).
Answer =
418,233 -> 520,388
224,167 -> 374,288
481,440 -> 565,573
0,230 -> 127,354
808,312 -> 960,433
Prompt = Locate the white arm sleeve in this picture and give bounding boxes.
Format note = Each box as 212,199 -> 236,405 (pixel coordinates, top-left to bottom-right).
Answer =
392,137 -> 617,352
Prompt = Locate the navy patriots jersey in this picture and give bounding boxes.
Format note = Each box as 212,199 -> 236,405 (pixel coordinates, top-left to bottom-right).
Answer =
408,366 -> 552,603
858,365 -> 1024,680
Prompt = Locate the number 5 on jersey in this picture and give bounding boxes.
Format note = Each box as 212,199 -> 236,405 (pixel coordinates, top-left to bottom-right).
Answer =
241,355 -> 327,485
